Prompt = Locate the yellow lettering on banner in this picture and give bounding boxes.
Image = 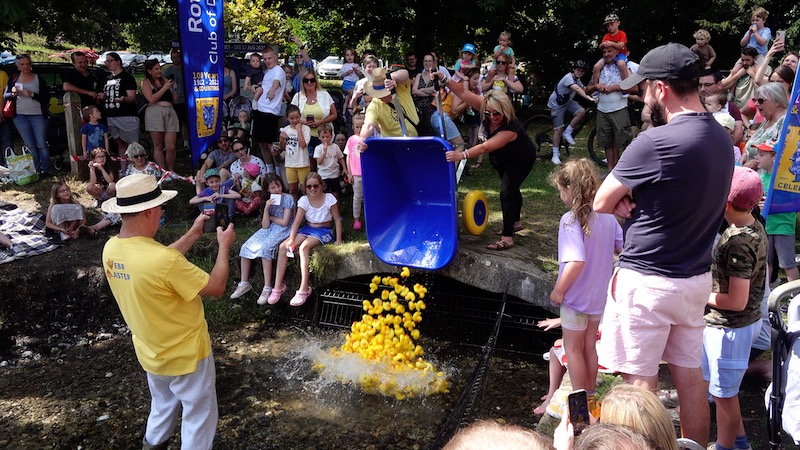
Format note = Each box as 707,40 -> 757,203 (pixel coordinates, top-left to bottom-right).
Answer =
774,126 -> 800,194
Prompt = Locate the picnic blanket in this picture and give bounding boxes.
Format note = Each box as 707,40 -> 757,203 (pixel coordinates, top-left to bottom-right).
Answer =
0,201 -> 59,264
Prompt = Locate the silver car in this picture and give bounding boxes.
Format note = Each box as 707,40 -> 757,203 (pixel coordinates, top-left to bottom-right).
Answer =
316,56 -> 344,79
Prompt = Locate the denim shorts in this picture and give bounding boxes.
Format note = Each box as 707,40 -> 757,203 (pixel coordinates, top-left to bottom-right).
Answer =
701,320 -> 760,398
431,111 -> 461,141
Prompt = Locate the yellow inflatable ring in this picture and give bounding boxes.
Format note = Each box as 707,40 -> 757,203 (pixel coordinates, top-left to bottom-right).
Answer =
463,190 -> 489,235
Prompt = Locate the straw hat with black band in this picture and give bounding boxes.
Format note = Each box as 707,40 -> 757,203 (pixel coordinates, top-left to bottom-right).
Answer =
102,174 -> 177,214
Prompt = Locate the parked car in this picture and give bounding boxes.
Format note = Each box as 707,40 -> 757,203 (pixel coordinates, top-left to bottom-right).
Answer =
316,56 -> 344,79
0,51 -> 17,64
1,62 -> 111,170
146,52 -> 173,64
97,51 -> 146,73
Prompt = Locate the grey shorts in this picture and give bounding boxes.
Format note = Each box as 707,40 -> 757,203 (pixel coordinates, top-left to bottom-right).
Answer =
769,234 -> 798,269
144,104 -> 180,133
597,109 -> 632,150
108,116 -> 140,144
550,101 -> 584,129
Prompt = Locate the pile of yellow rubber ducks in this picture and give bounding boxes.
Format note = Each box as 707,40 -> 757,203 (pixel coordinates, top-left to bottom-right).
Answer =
318,267 -> 450,400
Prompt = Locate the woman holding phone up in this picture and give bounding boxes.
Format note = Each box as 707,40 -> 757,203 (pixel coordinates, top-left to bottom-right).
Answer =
141,59 -> 179,171
291,68 -> 338,171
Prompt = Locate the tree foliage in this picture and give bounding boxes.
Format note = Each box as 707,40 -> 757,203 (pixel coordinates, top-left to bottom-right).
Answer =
224,0 -> 288,44
1,0 -> 798,90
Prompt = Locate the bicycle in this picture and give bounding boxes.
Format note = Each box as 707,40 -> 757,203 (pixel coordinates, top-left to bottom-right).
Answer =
523,106 -> 607,167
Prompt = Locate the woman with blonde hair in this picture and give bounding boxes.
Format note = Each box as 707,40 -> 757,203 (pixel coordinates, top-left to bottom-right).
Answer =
291,68 -> 338,170
444,420 -> 554,450
600,384 -> 679,450
444,87 -> 536,250
554,384 -> 679,450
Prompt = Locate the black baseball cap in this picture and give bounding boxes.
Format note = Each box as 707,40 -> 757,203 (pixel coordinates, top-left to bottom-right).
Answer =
620,43 -> 699,90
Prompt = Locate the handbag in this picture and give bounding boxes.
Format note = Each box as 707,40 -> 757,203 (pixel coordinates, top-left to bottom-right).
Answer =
5,146 -> 39,185
2,98 -> 14,119
3,74 -> 18,119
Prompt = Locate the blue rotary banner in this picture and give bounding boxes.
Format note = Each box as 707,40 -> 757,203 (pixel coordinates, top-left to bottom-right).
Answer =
764,68 -> 800,216
176,0 -> 224,168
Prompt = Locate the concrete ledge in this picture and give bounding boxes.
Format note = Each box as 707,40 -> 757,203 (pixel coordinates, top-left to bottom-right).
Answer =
312,237 -> 554,309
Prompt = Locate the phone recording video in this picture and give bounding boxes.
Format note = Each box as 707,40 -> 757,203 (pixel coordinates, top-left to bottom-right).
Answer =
568,389 -> 590,436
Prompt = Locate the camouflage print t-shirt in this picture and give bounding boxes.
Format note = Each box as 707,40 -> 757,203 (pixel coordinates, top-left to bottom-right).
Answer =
705,219 -> 768,328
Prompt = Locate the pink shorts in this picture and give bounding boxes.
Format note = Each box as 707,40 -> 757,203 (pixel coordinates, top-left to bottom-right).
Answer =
599,267 -> 711,377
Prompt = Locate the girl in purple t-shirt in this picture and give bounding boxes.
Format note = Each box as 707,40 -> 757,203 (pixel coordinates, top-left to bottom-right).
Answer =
548,158 -> 623,400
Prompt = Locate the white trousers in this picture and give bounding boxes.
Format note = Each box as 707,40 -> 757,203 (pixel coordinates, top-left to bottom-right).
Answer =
144,354 -> 218,449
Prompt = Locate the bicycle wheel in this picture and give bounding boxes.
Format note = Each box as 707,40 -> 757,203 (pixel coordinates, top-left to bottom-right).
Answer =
586,128 -> 607,168
524,115 -> 569,158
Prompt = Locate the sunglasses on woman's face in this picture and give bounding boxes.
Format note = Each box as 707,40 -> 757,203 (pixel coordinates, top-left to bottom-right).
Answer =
305,183 -> 320,189
496,60 -> 508,65
755,97 -> 768,104
303,77 -> 317,83
484,110 -> 502,117
132,154 -> 146,159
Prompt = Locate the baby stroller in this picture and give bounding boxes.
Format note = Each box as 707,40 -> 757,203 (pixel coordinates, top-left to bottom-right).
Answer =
224,96 -> 253,128
766,280 -> 800,449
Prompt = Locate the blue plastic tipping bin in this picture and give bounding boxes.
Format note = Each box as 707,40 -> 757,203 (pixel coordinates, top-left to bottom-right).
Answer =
360,136 -> 457,270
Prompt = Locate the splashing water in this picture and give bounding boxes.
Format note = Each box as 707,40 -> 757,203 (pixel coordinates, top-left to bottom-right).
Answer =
311,267 -> 451,400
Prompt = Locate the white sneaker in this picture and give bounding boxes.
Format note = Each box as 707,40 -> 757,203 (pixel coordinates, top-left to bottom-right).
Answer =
562,132 -> 575,145
0,249 -> 15,264
230,281 -> 252,299
551,154 -> 562,165
256,287 -> 273,305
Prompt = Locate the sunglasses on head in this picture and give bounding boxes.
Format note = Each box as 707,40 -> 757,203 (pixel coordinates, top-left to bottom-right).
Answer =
303,77 -> 317,83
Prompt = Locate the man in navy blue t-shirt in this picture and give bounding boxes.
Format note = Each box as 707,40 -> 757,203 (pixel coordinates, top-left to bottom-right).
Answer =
594,43 -> 733,447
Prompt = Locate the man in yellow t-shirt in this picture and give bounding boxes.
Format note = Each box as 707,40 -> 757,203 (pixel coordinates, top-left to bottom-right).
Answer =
360,67 -> 420,138
101,174 -> 234,450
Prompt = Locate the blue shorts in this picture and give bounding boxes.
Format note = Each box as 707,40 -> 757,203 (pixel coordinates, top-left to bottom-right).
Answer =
701,320 -> 760,398
615,53 -> 628,62
298,225 -> 334,244
342,80 -> 356,92
431,111 -> 461,141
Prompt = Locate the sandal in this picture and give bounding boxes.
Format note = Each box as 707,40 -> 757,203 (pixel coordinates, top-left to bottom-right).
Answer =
470,162 -> 482,169
266,284 -> 286,305
495,225 -> 525,235
486,240 -> 514,251
658,389 -> 680,409
290,287 -> 312,307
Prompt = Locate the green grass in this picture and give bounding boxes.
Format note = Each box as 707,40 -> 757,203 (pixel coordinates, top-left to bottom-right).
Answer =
4,33 -> 83,62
